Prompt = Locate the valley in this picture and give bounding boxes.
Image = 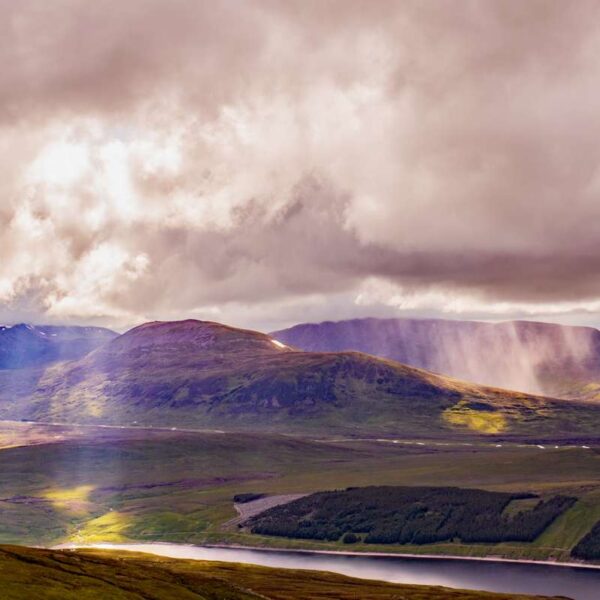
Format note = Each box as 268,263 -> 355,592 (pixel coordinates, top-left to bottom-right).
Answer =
1,319 -> 600,597
0,420 -> 599,566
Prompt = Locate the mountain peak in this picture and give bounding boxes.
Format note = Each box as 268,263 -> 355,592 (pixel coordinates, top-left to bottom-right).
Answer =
7,323 -> 35,332
128,319 -> 237,335
105,319 -> 293,358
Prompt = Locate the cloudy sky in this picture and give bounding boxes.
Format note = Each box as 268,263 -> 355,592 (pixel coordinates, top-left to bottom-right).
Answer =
2,0 -> 600,332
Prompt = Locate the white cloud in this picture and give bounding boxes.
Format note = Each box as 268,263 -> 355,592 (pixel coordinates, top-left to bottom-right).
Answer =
1,0 -> 600,330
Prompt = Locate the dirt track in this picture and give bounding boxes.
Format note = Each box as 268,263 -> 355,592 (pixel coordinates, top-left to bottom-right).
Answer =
226,493 -> 308,528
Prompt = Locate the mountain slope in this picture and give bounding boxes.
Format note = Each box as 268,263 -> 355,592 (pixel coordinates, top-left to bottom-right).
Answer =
24,320 -> 600,437
272,318 -> 600,401
0,324 -> 117,369
0,324 -> 118,416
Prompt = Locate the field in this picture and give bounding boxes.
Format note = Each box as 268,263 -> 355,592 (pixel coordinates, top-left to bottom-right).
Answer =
0,421 -> 599,563
0,545 -> 566,600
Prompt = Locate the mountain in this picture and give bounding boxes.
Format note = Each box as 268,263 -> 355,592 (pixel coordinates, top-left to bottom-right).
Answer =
19,319 -> 600,438
0,324 -> 117,369
272,318 -> 600,401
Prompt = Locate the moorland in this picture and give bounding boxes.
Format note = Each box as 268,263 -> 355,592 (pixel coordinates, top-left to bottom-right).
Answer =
1,420 -> 599,564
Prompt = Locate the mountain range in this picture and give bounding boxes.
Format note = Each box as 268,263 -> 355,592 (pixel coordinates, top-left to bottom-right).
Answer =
0,324 -> 117,369
0,319 -> 596,438
272,318 -> 600,401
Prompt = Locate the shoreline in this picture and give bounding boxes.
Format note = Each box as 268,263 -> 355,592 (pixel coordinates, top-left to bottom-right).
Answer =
53,540 -> 600,571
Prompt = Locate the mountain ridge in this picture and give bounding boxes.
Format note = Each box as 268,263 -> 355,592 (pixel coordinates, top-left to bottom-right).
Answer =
12,319 -> 600,438
272,317 -> 600,400
0,323 -> 118,370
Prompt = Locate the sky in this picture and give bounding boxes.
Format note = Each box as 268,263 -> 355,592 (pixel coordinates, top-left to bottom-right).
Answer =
2,0 -> 600,333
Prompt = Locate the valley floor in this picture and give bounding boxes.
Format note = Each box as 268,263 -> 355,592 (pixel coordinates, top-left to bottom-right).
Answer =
0,421 -> 599,565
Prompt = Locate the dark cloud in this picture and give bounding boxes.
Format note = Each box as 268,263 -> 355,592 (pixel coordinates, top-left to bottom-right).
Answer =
1,0 -> 600,329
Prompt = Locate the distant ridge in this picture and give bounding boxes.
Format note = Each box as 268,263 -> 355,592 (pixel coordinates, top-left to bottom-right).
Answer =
272,317 -> 600,401
0,324 -> 117,370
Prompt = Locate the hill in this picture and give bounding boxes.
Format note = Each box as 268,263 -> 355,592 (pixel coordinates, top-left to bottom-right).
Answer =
19,319 -> 600,437
272,318 -> 600,401
0,545 -> 564,600
0,324 -> 117,369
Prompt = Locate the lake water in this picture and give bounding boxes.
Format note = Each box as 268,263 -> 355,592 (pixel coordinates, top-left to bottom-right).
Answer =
59,543 -> 600,599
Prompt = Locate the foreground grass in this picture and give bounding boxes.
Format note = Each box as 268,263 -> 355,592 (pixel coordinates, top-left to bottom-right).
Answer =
0,545 -> 568,600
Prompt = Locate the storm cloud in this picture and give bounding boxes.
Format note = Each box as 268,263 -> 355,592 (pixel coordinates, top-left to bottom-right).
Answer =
2,0 -> 600,330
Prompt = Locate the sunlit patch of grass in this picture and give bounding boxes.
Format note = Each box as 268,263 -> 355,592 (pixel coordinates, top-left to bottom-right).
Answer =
581,382 -> 600,401
125,511 -> 208,541
73,511 -> 130,543
0,434 -> 17,450
87,403 -> 104,417
43,484 -> 94,507
443,402 -> 507,434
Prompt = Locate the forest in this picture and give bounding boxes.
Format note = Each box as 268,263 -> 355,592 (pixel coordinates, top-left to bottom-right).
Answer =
233,493 -> 266,504
247,486 -> 576,545
571,519 -> 600,560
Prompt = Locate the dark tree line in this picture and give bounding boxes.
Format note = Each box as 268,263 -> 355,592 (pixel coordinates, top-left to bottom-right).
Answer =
247,486 -> 576,545
233,493 -> 265,504
571,519 -> 600,560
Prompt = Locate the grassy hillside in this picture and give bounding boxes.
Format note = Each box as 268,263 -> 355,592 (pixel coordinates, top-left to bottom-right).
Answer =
17,319 -> 600,438
0,545 -> 565,600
